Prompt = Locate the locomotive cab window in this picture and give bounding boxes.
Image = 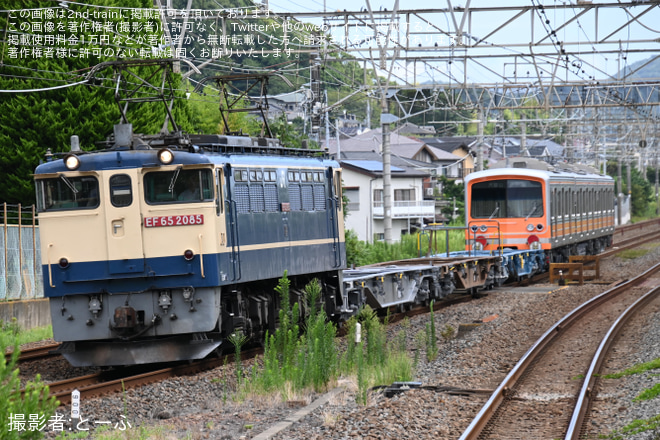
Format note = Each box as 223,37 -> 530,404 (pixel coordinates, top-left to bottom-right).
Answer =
144,169 -> 213,204
36,175 -> 99,211
109,174 -> 132,207
471,179 -> 543,219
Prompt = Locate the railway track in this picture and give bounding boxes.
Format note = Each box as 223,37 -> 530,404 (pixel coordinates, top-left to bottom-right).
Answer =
45,293 -> 475,407
19,219 -> 660,409
47,347 -> 262,406
459,259 -> 660,439
7,342 -> 60,364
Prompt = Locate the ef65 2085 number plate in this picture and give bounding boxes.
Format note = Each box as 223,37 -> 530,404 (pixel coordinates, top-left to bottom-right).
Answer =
144,214 -> 204,228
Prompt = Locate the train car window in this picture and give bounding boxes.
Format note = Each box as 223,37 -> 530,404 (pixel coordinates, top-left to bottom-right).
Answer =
471,180 -> 543,218
216,169 -> 224,215
109,174 -> 132,207
235,170 -> 248,182
249,170 -> 263,182
264,170 -> 277,182
144,169 -> 213,204
288,171 -> 299,182
36,176 -> 99,211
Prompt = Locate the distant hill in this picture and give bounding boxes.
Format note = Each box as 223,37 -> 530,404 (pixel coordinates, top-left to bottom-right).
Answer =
620,56 -> 660,80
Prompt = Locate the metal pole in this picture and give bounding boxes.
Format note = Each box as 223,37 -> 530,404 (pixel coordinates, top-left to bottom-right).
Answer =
382,96 -> 393,243
617,153 -> 623,226
655,153 -> 659,215
476,108 -> 484,171
3,203 -> 7,298
18,203 -> 22,298
32,205 -> 37,298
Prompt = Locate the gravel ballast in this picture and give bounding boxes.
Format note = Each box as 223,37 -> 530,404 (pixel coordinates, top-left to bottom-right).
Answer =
29,243 -> 660,439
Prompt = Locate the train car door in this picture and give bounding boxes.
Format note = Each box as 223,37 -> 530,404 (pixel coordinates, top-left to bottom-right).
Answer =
223,164 -> 241,281
105,170 -> 145,274
326,167 -> 343,268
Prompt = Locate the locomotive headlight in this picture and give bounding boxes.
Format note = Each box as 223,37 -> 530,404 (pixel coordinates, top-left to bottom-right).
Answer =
184,249 -> 194,261
158,148 -> 174,165
58,257 -> 69,268
479,225 -> 488,232
63,154 -> 80,170
526,224 -> 535,232
473,241 -> 484,251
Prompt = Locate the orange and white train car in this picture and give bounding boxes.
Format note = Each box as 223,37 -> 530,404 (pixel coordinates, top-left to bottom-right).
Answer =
464,159 -> 615,262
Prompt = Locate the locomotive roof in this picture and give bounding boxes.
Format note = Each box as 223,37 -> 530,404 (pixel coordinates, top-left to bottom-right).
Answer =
464,167 -> 613,185
35,137 -> 338,175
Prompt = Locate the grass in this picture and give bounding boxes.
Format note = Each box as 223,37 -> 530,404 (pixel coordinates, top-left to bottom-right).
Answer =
0,318 -> 53,347
605,358 -> 660,401
617,248 -> 650,259
345,226 -> 466,267
604,415 -> 660,440
54,424 -> 172,439
604,358 -> 660,379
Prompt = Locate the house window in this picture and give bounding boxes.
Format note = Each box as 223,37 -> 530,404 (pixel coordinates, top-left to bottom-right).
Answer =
394,189 -> 414,201
345,188 -> 360,212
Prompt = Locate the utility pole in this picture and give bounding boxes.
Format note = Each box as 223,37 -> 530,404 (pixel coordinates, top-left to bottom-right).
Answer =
520,121 -> 527,157
617,146 -> 623,226
476,108 -> 484,171
381,95 -> 393,243
655,150 -> 660,215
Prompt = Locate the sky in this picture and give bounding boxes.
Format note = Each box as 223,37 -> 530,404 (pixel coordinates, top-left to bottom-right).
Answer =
258,0 -> 660,84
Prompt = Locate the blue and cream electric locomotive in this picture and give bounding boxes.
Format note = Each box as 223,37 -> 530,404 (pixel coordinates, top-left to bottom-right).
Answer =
35,125 -> 346,366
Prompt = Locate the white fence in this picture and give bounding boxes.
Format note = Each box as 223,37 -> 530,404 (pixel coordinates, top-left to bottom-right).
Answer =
1,204 -> 42,300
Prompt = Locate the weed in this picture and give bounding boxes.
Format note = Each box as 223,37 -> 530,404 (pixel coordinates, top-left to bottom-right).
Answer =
425,301 -> 438,361
634,383 -> 660,401
440,324 -> 455,341
618,249 -> 649,259
605,357 -> 660,379
227,331 -> 248,386
1,338 -> 59,440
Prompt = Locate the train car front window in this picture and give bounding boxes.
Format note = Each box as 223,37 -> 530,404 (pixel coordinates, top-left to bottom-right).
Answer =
471,180 -> 543,219
144,169 -> 213,204
36,176 -> 99,211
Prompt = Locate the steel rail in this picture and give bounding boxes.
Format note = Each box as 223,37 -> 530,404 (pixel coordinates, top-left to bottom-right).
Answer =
458,259 -> 660,440
565,283 -> 660,439
6,343 -> 61,364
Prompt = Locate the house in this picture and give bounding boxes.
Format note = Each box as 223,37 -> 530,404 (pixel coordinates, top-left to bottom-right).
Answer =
394,122 -> 436,137
252,90 -> 310,122
487,136 -> 564,164
421,137 -> 478,179
339,151 -> 437,243
324,129 -> 464,179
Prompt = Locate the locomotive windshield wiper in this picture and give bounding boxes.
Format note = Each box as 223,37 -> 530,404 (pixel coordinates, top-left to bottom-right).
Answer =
168,166 -> 182,193
60,175 -> 78,194
488,203 -> 499,220
525,203 -> 538,221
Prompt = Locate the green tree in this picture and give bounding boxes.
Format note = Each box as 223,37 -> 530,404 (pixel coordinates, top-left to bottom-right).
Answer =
0,0 -> 191,204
